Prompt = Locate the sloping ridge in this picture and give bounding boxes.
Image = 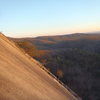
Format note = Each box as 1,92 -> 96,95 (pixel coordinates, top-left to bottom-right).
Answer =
0,33 -> 81,100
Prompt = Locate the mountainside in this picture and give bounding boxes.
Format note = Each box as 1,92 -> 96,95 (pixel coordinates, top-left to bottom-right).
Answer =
11,33 -> 100,51
11,33 -> 100,100
0,33 -> 80,100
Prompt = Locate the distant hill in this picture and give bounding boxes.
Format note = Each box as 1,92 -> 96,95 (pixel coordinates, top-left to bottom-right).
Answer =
10,33 -> 100,100
11,33 -> 100,52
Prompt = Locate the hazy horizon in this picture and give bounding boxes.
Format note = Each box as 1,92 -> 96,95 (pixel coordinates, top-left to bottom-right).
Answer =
0,0 -> 100,37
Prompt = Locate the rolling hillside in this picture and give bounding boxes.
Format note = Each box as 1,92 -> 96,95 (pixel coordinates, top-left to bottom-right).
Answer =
0,33 -> 81,100
11,33 -> 100,100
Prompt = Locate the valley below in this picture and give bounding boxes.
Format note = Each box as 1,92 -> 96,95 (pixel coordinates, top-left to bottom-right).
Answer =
11,33 -> 100,100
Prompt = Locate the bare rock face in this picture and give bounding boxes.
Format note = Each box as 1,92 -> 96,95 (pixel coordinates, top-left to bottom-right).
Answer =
0,33 -> 80,100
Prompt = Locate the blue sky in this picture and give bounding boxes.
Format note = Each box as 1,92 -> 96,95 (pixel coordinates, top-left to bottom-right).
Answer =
0,0 -> 100,37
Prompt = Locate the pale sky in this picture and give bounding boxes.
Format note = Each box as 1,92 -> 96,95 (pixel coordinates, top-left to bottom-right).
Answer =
0,0 -> 100,37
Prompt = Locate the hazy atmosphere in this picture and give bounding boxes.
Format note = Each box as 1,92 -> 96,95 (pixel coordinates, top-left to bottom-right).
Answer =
0,0 -> 100,37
